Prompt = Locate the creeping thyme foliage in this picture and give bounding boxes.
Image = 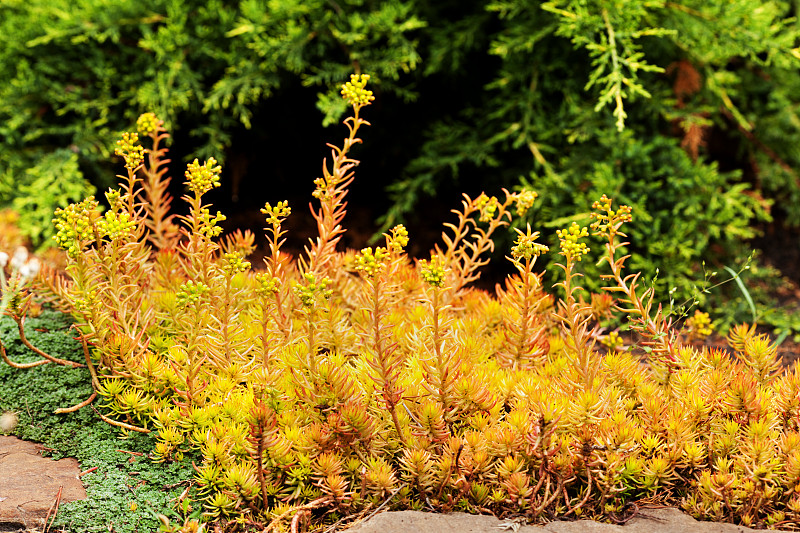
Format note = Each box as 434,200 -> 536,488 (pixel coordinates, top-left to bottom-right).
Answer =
185,158 -> 222,196
115,132 -> 145,171
557,222 -> 590,262
340,73 -> 375,107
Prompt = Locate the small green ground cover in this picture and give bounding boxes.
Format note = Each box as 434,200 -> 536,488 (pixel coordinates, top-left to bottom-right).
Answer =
0,309 -> 198,533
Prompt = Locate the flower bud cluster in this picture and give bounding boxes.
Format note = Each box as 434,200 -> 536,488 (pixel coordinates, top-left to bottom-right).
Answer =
476,194 -> 500,223
53,197 -> 100,258
186,158 -> 222,196
686,310 -> 714,340
176,280 -> 210,307
115,132 -> 145,171
294,272 -> 332,310
222,252 -> 251,275
388,224 -> 409,254
105,189 -> 124,211
355,247 -> 389,279
98,210 -> 136,241
557,222 -> 590,262
511,226 -> 549,261
311,177 -> 330,201
420,256 -> 446,288
590,194 -> 633,236
136,112 -> 161,137
255,272 -> 279,297
198,208 -> 227,238
340,74 -> 375,107
261,201 -> 291,226
73,292 -> 98,313
601,330 -> 624,351
514,189 -> 538,217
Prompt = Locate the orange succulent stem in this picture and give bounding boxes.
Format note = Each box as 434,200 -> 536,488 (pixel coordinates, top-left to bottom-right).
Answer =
141,125 -> 177,250
305,310 -> 318,373
11,300 -> 83,367
221,275 -> 232,364
601,228 -> 678,367
368,276 -> 405,444
556,258 -> 597,388
305,105 -> 369,277
429,286 -> 455,416
265,218 -> 292,338
0,341 -> 48,368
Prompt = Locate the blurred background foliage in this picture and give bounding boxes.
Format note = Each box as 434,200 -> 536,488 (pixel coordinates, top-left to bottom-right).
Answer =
2,0 -> 800,329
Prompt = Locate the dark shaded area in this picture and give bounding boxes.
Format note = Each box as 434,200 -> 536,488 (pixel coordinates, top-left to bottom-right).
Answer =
753,210 -> 800,286
155,91 -> 799,298
157,72 -> 518,285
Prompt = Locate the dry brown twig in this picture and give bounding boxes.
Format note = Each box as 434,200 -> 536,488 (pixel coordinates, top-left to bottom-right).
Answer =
42,485 -> 63,533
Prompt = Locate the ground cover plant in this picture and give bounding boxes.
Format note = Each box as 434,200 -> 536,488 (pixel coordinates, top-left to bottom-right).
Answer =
3,75 -> 800,532
0,308 -> 198,533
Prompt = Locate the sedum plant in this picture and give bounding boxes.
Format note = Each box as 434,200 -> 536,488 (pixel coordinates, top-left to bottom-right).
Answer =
19,75 -> 800,531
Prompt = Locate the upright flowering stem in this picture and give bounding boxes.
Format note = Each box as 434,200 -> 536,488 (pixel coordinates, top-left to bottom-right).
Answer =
174,280 -> 211,406
498,225 -> 550,370
591,195 -> 678,371
220,252 -> 251,364
304,74 -> 374,278
261,201 -> 293,340
136,113 -> 179,250
355,228 -> 409,443
419,257 -> 459,422
554,223 -> 599,388
294,273 -> 332,373
370,273 -> 405,442
180,158 -> 225,288
114,131 -> 145,218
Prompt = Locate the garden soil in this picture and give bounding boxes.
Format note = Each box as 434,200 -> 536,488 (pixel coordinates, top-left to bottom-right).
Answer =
0,435 -> 794,533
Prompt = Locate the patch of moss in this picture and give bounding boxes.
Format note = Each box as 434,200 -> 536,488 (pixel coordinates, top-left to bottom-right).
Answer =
0,309 -> 199,532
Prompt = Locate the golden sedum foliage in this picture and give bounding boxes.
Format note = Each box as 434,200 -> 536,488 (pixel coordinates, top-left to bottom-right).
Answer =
34,79 -> 800,531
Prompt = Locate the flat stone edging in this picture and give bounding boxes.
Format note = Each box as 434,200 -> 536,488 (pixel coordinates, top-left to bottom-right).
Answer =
342,507 -> 791,533
0,436 -> 86,531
